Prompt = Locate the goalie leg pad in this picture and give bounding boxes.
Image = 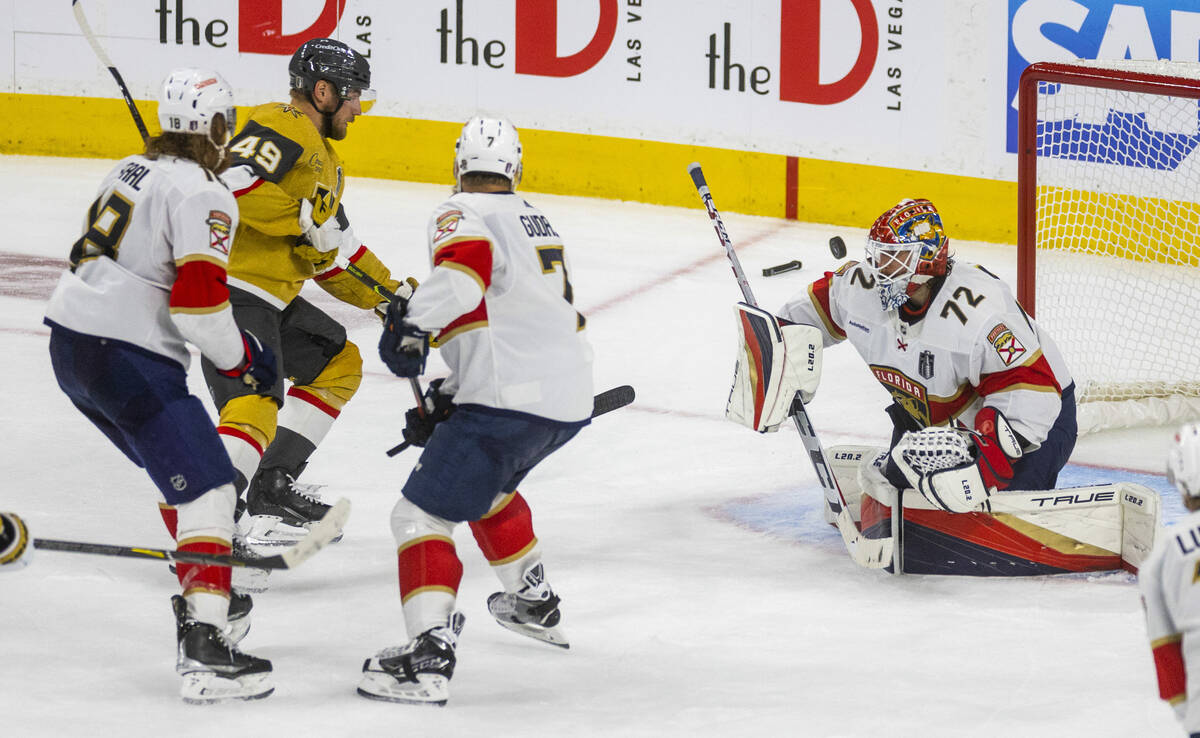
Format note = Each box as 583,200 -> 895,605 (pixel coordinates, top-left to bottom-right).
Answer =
827,446 -> 885,524
725,303 -> 822,433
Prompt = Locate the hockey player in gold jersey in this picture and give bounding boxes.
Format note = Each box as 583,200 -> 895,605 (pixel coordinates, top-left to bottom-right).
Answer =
202,38 -> 412,550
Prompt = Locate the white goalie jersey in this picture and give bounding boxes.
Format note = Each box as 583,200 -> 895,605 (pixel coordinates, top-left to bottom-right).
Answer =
44,154 -> 244,371
404,191 -> 594,422
778,260 -> 1073,448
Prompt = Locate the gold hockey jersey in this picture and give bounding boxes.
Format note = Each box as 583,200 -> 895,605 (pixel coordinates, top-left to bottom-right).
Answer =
223,102 -> 399,309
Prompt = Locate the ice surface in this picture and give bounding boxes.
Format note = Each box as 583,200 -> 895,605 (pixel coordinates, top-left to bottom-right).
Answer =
0,155 -> 1180,736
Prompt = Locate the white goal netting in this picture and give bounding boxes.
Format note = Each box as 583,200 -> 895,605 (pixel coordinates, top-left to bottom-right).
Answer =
1024,60 -> 1200,433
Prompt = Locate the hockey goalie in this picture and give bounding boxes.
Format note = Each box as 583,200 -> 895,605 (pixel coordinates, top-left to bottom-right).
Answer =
725,198 -> 1160,575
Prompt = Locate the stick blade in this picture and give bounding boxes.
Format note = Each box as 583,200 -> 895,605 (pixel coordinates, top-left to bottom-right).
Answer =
277,498 -> 351,569
592,385 -> 635,418
833,507 -> 893,568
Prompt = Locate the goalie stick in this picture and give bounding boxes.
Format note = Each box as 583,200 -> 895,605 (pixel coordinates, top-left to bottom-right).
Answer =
32,498 -> 350,571
687,162 -> 891,569
72,0 -> 149,142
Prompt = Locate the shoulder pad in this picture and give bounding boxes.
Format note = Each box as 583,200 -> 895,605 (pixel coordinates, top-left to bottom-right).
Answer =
833,259 -> 860,276
228,120 -> 305,184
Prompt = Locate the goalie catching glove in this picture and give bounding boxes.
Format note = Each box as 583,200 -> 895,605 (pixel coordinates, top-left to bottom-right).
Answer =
725,303 -> 822,433
891,407 -> 1023,512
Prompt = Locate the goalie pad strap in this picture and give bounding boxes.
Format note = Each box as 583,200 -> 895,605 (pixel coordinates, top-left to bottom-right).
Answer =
725,303 -> 822,433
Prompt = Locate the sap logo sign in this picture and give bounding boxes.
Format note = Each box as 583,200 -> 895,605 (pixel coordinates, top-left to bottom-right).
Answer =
1005,0 -> 1200,153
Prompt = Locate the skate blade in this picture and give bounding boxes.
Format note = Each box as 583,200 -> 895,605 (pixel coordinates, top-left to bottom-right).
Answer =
242,515 -> 343,550
494,618 -> 570,649
356,672 -> 449,706
180,671 -> 273,704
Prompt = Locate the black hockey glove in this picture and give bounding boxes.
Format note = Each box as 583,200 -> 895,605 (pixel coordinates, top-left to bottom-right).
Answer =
379,293 -> 429,378
402,378 -> 456,448
217,330 -> 278,392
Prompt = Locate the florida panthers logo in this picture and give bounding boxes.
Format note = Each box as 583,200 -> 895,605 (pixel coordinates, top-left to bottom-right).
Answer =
987,323 -> 1026,366
434,210 -> 463,242
870,364 -> 931,426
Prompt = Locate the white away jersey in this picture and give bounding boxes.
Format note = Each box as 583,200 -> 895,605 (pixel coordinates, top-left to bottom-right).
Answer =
44,155 -> 243,370
405,191 -> 593,422
1140,511 -> 1200,731
778,261 -> 1072,447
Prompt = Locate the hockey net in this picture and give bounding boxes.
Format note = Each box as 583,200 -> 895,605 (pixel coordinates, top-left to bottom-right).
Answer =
1018,60 -> 1200,434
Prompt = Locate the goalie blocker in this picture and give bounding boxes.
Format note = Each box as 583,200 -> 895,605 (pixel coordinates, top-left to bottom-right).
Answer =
725,303 -> 822,433
828,445 -> 1159,576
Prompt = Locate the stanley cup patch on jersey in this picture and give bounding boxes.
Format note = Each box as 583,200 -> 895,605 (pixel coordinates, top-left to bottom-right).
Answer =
987,323 -> 1026,366
206,210 -> 232,254
918,350 -> 935,379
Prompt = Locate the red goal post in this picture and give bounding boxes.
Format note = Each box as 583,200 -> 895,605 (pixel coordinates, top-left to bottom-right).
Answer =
1017,60 -> 1200,434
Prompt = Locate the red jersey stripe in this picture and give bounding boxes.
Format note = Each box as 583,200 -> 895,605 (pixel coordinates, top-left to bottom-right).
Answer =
233,178 -> 264,198
434,238 -> 493,290
808,273 -> 846,340
436,300 -> 488,344
977,352 -> 1062,398
170,260 -> 229,310
1151,637 -> 1186,703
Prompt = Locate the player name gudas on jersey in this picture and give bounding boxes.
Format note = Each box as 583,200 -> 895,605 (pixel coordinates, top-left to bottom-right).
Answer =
779,260 -> 1071,444
404,191 -> 593,423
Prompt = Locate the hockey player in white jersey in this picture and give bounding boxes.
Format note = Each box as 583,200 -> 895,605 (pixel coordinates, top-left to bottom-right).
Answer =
1140,423 -> 1200,736
733,198 -> 1075,517
358,116 -> 593,705
42,68 -> 278,702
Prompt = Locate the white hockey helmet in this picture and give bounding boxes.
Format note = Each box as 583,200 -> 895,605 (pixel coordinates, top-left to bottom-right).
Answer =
157,68 -> 236,144
454,116 -> 522,188
1168,422 -> 1200,498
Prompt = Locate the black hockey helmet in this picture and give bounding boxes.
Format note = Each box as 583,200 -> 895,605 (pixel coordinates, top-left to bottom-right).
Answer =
289,38 -> 371,99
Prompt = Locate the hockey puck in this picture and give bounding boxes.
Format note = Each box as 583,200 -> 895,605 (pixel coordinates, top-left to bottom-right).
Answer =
829,236 -> 847,259
762,260 -> 802,277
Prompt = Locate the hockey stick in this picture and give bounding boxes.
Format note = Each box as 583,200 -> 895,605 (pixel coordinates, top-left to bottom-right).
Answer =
72,0 -> 149,142
32,498 -> 350,570
385,384 -> 636,457
332,255 -> 427,412
687,162 -> 891,569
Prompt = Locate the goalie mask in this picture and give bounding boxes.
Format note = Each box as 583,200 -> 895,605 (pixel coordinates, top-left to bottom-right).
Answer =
864,198 -> 950,310
1168,422 -> 1200,498
454,116 -> 523,189
157,68 -> 236,145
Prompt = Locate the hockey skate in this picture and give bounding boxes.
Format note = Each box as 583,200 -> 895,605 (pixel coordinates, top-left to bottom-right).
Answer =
487,564 -> 569,649
240,467 -> 342,549
358,612 -> 465,706
171,595 -> 273,704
